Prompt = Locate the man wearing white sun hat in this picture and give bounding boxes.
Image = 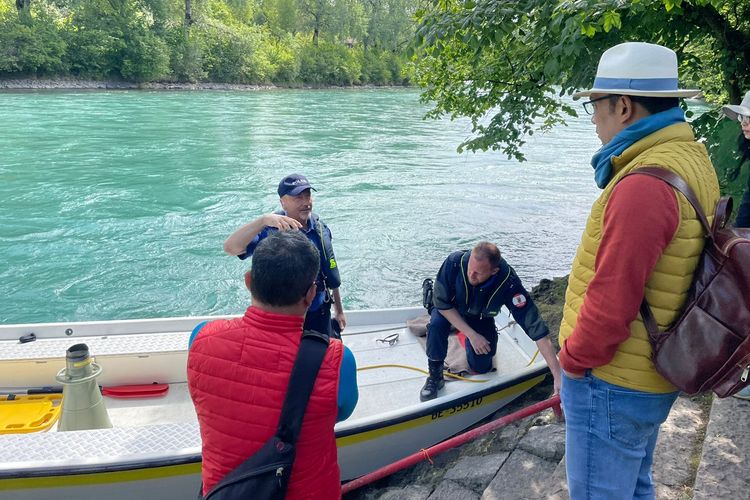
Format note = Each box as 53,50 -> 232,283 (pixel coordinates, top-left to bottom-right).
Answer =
558,42 -> 720,499
722,90 -> 750,229
722,90 -> 750,401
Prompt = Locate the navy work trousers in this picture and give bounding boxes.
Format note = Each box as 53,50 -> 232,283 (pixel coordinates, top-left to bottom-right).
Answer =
425,308 -> 497,374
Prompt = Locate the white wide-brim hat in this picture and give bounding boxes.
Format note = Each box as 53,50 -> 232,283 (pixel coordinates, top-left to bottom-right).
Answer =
573,42 -> 701,99
722,91 -> 750,120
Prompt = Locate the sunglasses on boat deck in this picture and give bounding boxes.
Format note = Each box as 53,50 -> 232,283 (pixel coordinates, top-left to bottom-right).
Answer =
376,333 -> 400,346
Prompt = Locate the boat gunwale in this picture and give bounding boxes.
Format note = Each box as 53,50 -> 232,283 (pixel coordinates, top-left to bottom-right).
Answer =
0,307 -> 424,339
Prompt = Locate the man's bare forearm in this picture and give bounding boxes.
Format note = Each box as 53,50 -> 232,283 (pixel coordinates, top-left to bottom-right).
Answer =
535,336 -> 562,394
331,288 -> 344,316
223,216 -> 268,255
438,308 -> 476,336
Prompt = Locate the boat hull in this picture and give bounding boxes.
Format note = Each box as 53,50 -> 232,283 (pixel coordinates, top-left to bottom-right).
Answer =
337,372 -> 544,480
0,307 -> 550,498
0,464 -> 202,500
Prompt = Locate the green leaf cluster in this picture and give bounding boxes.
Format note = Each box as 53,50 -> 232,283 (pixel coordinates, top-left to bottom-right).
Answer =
415,0 -> 750,161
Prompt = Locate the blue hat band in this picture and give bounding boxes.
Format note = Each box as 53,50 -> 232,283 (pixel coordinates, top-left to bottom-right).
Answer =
592,77 -> 679,92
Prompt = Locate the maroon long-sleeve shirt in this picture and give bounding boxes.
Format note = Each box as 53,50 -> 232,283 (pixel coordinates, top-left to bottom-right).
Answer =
559,174 -> 680,376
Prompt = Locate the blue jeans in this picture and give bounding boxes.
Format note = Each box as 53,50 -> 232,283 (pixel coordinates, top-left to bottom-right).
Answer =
561,371 -> 679,500
733,384 -> 750,399
425,308 -> 497,373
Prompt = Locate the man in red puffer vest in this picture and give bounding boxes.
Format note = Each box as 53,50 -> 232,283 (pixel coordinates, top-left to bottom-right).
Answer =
188,231 -> 356,499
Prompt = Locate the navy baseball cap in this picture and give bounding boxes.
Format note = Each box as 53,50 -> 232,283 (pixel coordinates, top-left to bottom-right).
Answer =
277,174 -> 317,197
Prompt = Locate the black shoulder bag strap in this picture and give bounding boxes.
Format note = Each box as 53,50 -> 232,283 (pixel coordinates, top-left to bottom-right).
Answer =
624,166 -> 715,342
276,329 -> 330,444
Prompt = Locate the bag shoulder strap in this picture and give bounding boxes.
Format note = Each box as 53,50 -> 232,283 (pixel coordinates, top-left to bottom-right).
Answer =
623,166 -> 711,340
639,300 -> 661,343
276,330 -> 330,445
625,166 -> 712,235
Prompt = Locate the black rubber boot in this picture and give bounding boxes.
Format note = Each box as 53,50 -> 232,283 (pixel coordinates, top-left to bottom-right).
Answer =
420,359 -> 445,401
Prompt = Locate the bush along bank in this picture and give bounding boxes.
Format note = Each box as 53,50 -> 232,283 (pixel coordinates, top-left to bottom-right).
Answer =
530,275 -> 568,352
0,0 -> 415,86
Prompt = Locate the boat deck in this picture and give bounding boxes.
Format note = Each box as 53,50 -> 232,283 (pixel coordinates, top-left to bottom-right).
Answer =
0,332 -> 187,361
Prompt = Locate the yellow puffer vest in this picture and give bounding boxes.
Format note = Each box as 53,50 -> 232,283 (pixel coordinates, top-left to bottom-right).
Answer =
559,122 -> 720,393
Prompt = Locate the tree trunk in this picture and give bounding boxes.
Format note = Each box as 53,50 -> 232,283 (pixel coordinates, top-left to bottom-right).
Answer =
728,80 -> 742,105
313,27 -> 319,46
685,3 -> 748,103
15,0 -> 30,14
185,0 -> 193,26
15,0 -> 30,23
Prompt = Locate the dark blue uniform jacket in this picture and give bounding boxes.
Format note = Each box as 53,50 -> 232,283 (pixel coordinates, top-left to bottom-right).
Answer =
238,212 -> 341,311
432,250 -> 548,341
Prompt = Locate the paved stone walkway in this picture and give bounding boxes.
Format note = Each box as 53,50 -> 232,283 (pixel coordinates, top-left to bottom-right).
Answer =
344,381 -> 750,499
693,396 -> 750,500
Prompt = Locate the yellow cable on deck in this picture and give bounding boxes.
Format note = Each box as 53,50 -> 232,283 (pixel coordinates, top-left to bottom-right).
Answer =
527,349 -> 540,366
355,349 -> 542,383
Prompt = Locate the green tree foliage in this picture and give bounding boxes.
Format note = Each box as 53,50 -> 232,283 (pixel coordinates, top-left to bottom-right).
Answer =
297,0 -> 329,45
414,0 -> 750,161
258,0 -> 298,35
692,111 -> 750,202
0,0 -> 416,84
0,8 -> 68,74
121,28 -> 171,82
364,0 -> 414,52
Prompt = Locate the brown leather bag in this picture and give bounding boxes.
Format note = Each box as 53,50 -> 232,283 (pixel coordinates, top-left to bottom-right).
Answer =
629,167 -> 750,397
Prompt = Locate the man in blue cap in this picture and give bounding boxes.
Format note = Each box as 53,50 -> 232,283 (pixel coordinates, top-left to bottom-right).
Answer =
224,174 -> 346,338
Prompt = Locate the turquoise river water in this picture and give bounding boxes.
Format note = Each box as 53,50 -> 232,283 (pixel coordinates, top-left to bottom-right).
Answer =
1,88 -> 603,324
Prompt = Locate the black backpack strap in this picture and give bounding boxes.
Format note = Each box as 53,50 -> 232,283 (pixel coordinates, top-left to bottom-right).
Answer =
275,330 -> 330,445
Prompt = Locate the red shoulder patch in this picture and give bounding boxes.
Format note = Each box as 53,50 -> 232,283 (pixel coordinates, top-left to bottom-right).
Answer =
512,293 -> 527,308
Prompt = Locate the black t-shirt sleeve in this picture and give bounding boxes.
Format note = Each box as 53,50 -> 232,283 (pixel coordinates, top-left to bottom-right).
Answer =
502,272 -> 549,341
432,254 -> 459,310
735,179 -> 750,228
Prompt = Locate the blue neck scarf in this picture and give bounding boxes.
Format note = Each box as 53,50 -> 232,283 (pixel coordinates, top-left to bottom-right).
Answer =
591,106 -> 685,189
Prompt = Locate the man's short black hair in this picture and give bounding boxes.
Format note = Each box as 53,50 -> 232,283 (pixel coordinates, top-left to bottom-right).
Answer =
250,232 -> 320,307
473,241 -> 502,268
608,95 -> 680,115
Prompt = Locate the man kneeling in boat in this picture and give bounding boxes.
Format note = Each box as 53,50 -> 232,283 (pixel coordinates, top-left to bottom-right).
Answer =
420,241 -> 561,401
188,231 -> 358,498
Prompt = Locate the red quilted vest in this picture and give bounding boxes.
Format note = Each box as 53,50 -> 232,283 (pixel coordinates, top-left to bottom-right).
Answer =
187,306 -> 343,499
